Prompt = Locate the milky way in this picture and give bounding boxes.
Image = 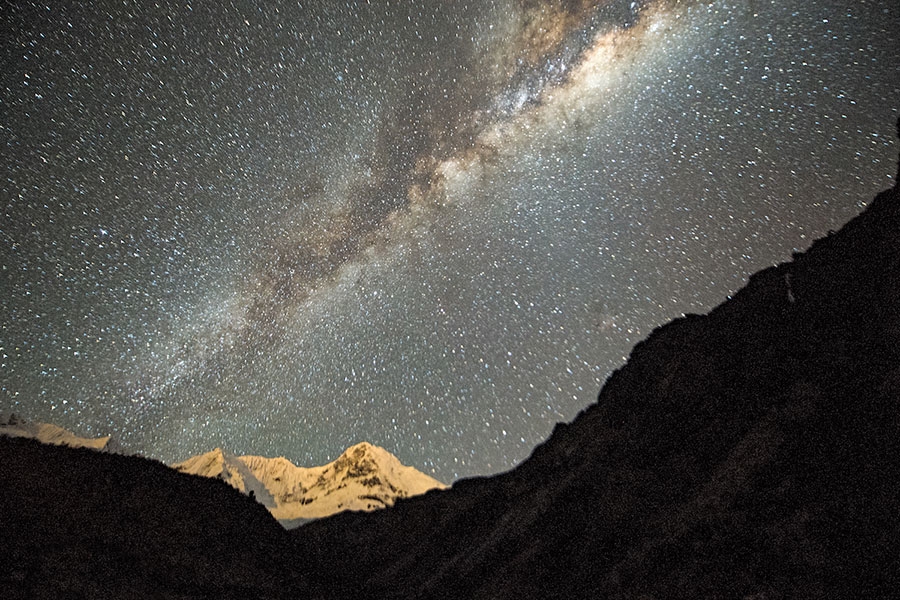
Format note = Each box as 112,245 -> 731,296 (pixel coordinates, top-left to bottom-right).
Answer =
2,0 -> 898,481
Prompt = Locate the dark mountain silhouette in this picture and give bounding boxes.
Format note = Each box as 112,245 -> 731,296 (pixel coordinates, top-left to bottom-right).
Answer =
2,122 -> 899,598
294,124 -> 900,599
0,437 -> 307,599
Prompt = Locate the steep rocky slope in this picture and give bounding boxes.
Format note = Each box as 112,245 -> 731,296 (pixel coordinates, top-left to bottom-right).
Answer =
294,165 -> 900,597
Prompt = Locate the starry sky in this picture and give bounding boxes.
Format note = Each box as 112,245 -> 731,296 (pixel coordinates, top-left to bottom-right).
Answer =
2,0 -> 897,482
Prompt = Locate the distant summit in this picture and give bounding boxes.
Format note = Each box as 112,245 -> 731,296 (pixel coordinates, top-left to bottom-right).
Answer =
0,412 -> 445,527
173,441 -> 447,526
0,415 -> 114,452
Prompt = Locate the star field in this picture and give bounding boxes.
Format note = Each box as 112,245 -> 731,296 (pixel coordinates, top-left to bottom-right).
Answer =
2,0 -> 898,482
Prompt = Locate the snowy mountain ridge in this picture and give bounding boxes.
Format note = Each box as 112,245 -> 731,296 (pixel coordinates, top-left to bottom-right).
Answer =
0,415 -> 114,451
0,414 -> 445,527
172,441 -> 447,525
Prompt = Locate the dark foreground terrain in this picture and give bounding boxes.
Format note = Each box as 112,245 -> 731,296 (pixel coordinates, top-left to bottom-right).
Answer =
3,134 -> 899,598
294,145 -> 900,599
0,437 -> 309,599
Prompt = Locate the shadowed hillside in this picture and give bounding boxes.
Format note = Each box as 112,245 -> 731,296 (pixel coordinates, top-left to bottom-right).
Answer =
0,437 -> 306,599
294,135 -> 900,598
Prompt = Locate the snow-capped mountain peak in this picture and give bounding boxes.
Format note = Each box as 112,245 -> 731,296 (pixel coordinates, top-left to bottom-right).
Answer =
0,414 -> 114,451
171,448 -> 278,508
173,442 -> 447,526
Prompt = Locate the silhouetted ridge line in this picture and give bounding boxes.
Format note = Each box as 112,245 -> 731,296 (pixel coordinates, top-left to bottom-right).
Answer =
292,138 -> 900,599
0,436 -> 304,599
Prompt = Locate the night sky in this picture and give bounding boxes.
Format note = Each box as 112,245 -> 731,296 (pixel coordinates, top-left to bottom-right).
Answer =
2,0 -> 897,482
